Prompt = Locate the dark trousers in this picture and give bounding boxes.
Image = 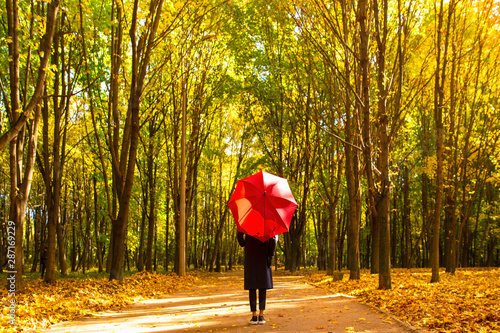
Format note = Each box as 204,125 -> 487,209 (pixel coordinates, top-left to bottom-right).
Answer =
249,289 -> 267,312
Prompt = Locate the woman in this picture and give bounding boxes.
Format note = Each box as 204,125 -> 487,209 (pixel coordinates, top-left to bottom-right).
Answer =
237,231 -> 277,325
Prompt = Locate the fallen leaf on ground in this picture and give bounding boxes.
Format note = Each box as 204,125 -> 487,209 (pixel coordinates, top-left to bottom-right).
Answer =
304,268 -> 500,333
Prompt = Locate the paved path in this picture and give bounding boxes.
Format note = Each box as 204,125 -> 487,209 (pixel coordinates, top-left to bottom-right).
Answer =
36,271 -> 418,333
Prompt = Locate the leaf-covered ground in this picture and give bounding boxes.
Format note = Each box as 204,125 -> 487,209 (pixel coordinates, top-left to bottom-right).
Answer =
2,268 -> 499,332
303,268 -> 500,332
0,270 -> 197,332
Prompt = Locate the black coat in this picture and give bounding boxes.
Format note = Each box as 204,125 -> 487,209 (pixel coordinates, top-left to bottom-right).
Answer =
237,231 -> 276,290
40,249 -> 47,265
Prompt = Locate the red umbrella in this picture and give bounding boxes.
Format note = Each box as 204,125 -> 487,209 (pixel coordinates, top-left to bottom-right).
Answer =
228,171 -> 298,242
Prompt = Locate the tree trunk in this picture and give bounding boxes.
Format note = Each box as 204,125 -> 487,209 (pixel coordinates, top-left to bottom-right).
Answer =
145,119 -> 157,271
56,218 -> 68,275
372,0 -> 392,290
403,166 -> 411,268
108,0 -> 165,281
94,177 -> 103,272
377,154 -> 391,289
30,206 -> 41,273
370,211 -> 380,274
5,0 -> 59,291
314,211 -> 327,271
145,163 -> 156,272
10,101 -> 41,289
444,30 -> 459,274
137,209 -> 146,271
431,0 -> 454,283
359,0 -> 379,275
328,202 -> 337,273
431,78 -> 444,283
71,222 -> 77,272
42,89 -> 57,282
25,213 -> 31,266
165,193 -> 170,271
377,117 -> 391,287
42,23 -> 72,282
178,68 -> 187,277
347,0 -> 369,281
410,109 -> 431,268
81,182 -> 93,274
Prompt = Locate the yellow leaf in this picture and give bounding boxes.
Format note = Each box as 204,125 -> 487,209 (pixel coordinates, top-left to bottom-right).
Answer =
174,1 -> 183,10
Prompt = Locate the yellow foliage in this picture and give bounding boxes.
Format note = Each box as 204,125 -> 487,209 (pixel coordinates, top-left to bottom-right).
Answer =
3,269 -> 498,332
304,268 -> 500,333
0,271 -> 196,332
422,155 -> 437,178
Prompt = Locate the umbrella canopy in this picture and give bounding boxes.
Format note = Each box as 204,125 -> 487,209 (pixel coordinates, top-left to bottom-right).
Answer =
228,171 -> 298,242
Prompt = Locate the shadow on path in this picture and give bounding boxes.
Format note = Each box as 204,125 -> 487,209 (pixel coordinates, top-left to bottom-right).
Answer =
36,270 -> 418,333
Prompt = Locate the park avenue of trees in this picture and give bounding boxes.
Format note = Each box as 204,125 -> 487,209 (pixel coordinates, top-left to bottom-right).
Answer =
1,0 -> 499,292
